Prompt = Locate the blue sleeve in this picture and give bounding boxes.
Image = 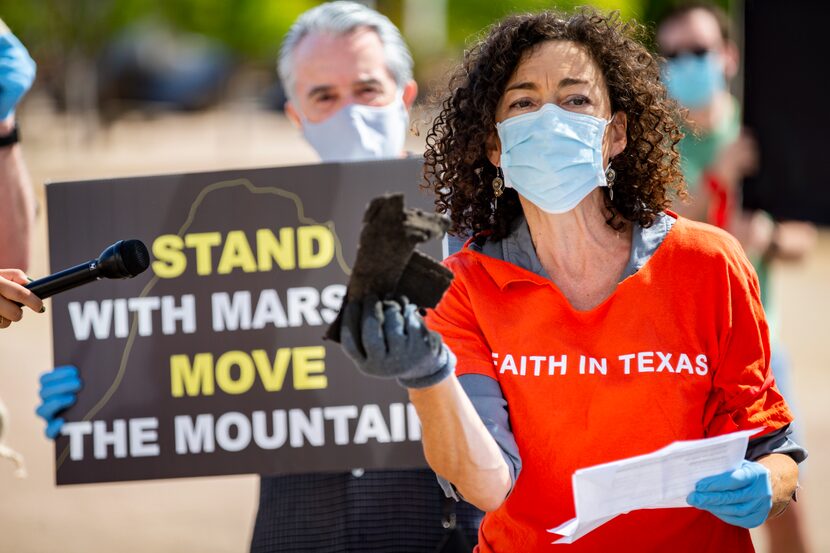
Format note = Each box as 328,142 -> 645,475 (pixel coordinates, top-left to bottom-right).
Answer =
443,233 -> 469,258
437,373 -> 522,500
745,423 -> 807,464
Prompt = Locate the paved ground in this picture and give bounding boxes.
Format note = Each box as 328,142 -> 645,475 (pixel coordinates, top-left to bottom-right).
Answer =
0,106 -> 827,552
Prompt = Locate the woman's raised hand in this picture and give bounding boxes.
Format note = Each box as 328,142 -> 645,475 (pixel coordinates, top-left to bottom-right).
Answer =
340,295 -> 455,389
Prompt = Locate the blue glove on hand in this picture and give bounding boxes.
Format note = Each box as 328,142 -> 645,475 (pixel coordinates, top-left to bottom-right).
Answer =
687,459 -> 773,528
36,365 -> 82,439
0,31 -> 36,120
340,295 -> 455,389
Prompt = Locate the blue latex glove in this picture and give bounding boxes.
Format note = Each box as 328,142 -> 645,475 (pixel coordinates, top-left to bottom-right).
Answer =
36,365 -> 82,439
340,295 -> 455,389
687,459 -> 773,528
0,31 -> 36,120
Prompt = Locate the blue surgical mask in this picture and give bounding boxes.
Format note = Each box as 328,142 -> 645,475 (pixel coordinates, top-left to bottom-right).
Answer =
301,92 -> 409,162
496,103 -> 612,214
662,52 -> 726,109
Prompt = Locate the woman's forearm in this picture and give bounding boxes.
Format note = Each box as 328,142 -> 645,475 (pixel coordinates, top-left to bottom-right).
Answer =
409,375 -> 511,511
758,453 -> 799,518
0,117 -> 35,270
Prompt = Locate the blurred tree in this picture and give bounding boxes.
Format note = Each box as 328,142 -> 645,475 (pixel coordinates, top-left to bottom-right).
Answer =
445,0 -> 645,47
0,0 -> 732,115
0,0 -> 734,67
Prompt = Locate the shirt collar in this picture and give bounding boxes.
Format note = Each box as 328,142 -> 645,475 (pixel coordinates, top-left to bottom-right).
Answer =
465,216 -> 552,290
464,212 -> 675,290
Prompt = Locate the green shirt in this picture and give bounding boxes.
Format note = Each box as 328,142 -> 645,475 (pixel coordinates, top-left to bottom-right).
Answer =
678,97 -> 741,194
677,98 -> 778,341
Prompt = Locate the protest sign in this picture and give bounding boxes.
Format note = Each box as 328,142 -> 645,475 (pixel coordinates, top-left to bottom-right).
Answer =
46,158 -> 439,485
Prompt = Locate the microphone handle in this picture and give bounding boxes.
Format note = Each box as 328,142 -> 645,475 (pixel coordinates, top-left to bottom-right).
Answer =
25,260 -> 100,300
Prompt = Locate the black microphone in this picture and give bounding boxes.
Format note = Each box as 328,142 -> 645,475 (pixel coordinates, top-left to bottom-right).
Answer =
26,239 -> 151,300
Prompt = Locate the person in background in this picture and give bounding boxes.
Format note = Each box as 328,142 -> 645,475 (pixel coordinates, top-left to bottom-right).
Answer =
35,3 -> 482,552
0,22 -> 37,270
0,19 -> 41,486
657,4 -> 814,552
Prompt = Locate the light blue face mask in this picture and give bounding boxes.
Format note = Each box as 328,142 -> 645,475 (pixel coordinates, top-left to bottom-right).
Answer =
496,103 -> 612,214
301,92 -> 408,162
662,52 -> 726,109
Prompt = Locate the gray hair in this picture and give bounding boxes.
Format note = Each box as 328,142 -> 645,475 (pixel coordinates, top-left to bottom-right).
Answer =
278,1 -> 413,101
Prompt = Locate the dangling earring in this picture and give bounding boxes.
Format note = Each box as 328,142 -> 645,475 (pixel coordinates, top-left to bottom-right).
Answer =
492,167 -> 505,209
605,165 -> 616,201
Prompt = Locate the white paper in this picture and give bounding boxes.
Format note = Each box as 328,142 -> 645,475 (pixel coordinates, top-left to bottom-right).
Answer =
548,429 -> 759,544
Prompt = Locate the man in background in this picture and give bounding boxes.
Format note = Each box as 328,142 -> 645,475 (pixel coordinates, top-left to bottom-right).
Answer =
251,2 -> 481,551
36,3 -> 482,552
279,2 -> 417,163
657,4 -> 814,552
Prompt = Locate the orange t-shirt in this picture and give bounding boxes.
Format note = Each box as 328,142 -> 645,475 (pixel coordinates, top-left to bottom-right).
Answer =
427,215 -> 792,553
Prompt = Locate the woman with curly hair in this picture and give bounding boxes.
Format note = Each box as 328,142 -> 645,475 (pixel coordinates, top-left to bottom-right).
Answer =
340,8 -> 803,552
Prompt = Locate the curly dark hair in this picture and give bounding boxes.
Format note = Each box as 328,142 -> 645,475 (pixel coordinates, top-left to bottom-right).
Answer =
424,8 -> 686,239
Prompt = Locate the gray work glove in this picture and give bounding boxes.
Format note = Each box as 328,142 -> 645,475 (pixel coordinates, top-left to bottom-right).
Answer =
340,295 -> 455,389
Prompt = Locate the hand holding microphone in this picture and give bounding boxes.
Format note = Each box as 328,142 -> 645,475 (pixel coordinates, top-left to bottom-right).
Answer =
2,239 -> 150,329
0,268 -> 43,328
25,239 -> 150,300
